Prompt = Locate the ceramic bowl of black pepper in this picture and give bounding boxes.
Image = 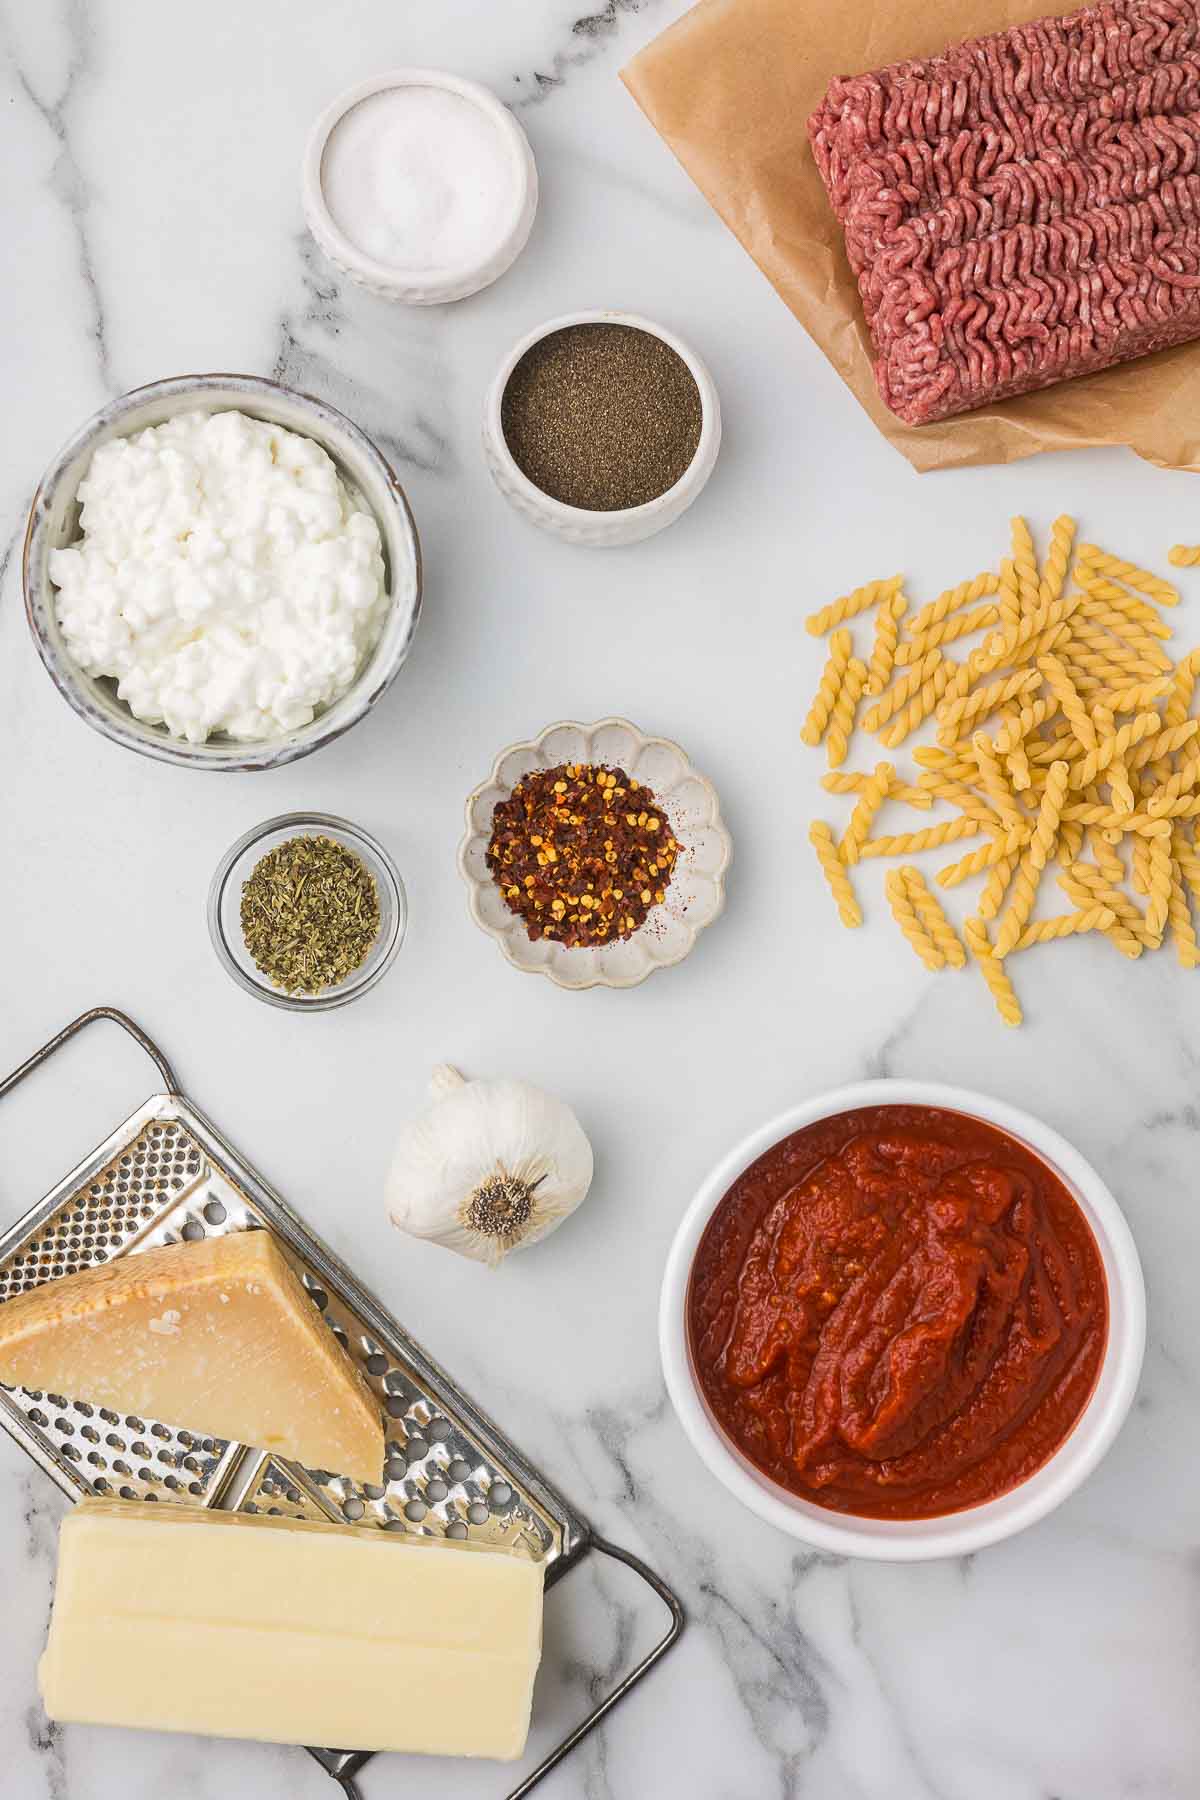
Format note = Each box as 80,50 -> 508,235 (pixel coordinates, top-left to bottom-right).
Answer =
208,812 -> 407,1011
482,310 -> 721,547
458,718 -> 732,989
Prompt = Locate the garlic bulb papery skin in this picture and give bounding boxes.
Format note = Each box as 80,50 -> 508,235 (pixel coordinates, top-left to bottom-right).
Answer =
385,1065 -> 594,1266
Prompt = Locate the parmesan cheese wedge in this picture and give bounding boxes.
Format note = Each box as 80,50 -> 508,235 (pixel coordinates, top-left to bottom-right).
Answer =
0,1232 -> 384,1486
40,1500 -> 544,1759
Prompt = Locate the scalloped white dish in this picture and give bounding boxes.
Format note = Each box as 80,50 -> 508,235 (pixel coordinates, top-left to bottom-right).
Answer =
458,718 -> 732,989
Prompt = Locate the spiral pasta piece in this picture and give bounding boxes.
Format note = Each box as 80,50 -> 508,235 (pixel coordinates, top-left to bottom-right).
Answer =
878,662 -> 954,749
1038,515 -> 1075,610
840,762 -> 894,866
1076,547 -> 1179,607
1134,793 -> 1200,821
907,572 -> 1000,637
895,604 -> 999,667
1095,702 -> 1135,817
885,870 -> 944,971
800,629 -> 851,746
1070,712 -> 1161,789
979,852 -> 1020,920
995,761 -> 1069,956
1037,655 -> 1096,748
862,651 -> 942,735
1088,827 -> 1126,888
1172,832 -> 1200,905
1092,676 -> 1173,713
1069,617 -> 1170,675
1058,866 -> 1146,957
1164,651 -> 1200,728
1169,544 -> 1200,567
1013,907 -> 1114,951
993,699 -> 1055,753
970,732 -> 1022,827
858,817 -> 983,859
1060,804 -> 1172,834
1168,864 -> 1198,968
964,918 -> 1022,1026
862,593 -> 908,696
936,825 -> 1031,889
808,822 -> 861,928
825,658 -> 868,769
1010,517 -> 1040,618
820,771 -> 932,808
994,556 -> 1021,638
1058,819 -> 1085,864
1128,720 -> 1200,770
1076,606 -> 1174,668
806,575 -> 903,637
902,868 -> 966,966
936,668 -> 1040,745
924,779 -> 1008,829
1144,835 -> 1172,944
1147,752 -> 1200,816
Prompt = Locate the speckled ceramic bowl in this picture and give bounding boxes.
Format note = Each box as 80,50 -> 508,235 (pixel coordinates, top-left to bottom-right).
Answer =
24,373 -> 422,772
458,718 -> 732,989
483,311 -> 722,547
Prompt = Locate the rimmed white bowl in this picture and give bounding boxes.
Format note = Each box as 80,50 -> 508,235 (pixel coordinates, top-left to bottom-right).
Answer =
458,717 -> 732,989
302,69 -> 538,304
23,374 -> 422,772
660,1080 -> 1146,1561
483,311 -> 721,547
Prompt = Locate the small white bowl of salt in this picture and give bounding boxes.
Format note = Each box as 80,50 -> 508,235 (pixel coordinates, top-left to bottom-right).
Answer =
302,68 -> 538,305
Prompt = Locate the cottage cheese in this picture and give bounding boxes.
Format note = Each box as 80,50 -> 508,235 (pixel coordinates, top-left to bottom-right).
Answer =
50,410 -> 388,744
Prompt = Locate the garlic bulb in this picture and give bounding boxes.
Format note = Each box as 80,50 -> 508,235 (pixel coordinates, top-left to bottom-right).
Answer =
385,1065 -> 594,1266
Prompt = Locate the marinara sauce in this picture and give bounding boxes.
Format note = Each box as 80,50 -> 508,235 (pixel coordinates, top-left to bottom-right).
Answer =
687,1106 -> 1108,1520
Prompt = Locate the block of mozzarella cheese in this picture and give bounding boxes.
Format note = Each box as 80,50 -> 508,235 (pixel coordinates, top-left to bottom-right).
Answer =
0,1232 -> 384,1486
40,1501 -> 544,1760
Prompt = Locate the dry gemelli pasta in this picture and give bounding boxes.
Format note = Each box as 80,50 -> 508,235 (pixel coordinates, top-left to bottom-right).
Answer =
808,821 -> 861,928
800,628 -> 851,746
801,513 -> 1200,1025
902,868 -> 965,967
806,575 -> 903,637
840,762 -> 893,866
863,593 -> 908,695
885,869 -> 944,971
825,658 -> 868,769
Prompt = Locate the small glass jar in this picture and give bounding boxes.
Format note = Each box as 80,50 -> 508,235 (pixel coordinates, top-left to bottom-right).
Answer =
208,812 -> 406,1011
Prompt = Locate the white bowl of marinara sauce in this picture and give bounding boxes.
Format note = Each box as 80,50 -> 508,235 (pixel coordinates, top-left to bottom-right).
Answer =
660,1080 -> 1145,1561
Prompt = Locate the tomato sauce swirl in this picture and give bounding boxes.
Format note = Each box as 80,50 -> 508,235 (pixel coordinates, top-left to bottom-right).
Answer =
687,1106 -> 1108,1520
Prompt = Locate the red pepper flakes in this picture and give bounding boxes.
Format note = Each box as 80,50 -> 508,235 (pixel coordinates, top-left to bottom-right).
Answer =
486,762 -> 681,948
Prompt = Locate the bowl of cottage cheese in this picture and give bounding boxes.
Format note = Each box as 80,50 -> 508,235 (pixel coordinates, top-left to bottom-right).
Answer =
23,374 -> 421,770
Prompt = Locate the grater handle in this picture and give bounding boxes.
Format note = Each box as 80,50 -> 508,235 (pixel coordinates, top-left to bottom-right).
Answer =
0,1008 -> 181,1102
500,1536 -> 685,1800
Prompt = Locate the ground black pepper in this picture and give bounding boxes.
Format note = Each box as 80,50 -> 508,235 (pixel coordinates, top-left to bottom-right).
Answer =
500,323 -> 703,511
486,763 -> 681,947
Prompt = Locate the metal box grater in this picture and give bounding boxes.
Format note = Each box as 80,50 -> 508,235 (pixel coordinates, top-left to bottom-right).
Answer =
0,1010 -> 683,1799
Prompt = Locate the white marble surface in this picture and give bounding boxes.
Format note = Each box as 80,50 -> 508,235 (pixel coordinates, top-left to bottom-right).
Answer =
2,2 -> 1200,1796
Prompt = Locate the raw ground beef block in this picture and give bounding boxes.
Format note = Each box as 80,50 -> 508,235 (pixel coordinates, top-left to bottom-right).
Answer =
808,0 -> 1200,424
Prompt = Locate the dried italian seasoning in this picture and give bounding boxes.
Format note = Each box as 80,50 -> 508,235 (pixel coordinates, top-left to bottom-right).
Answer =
486,763 -> 681,948
240,834 -> 380,994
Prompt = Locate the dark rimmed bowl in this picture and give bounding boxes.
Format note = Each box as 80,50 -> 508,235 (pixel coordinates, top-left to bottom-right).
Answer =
23,373 -> 422,772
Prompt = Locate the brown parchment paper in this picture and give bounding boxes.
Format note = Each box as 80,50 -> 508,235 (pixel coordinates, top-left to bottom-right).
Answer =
621,0 -> 1200,474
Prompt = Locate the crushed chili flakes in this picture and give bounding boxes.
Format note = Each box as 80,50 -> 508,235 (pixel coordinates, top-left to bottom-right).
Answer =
486,762 -> 681,948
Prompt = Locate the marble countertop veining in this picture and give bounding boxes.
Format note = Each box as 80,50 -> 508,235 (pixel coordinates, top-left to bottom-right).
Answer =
2,2 -> 1200,1797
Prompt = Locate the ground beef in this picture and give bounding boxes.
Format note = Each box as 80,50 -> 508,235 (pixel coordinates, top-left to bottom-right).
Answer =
809,0 -> 1200,424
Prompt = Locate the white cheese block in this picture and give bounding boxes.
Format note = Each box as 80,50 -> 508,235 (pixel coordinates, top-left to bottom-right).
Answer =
0,1232 -> 384,1486
40,1501 -> 544,1759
